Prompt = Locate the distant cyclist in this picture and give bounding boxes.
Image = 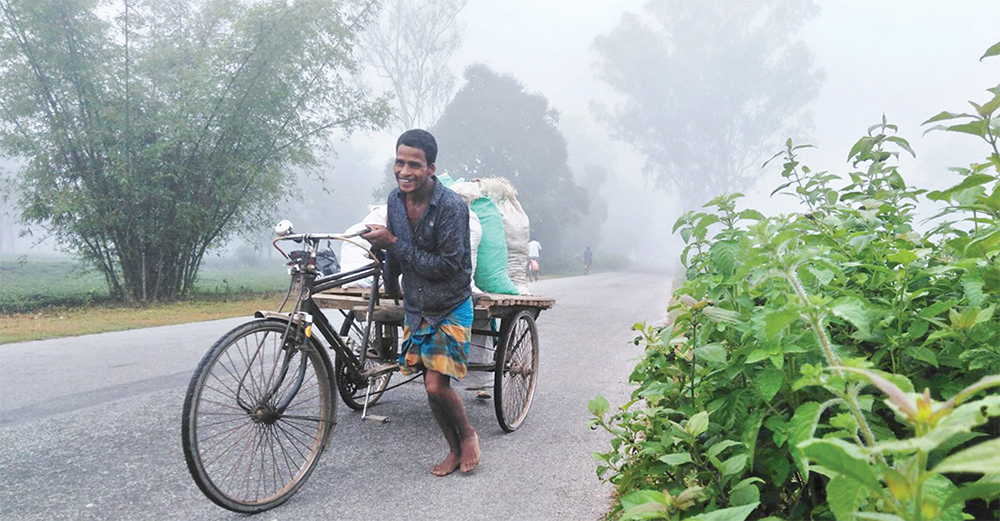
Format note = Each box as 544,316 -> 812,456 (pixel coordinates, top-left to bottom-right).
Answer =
583,246 -> 593,275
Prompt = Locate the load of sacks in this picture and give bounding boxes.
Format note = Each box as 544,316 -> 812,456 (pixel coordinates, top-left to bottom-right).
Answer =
338,174 -> 531,295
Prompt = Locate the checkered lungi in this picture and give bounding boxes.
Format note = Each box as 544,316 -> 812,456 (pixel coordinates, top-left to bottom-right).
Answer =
399,298 -> 473,379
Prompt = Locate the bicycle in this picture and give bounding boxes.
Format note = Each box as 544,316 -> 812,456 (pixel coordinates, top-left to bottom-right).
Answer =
181,220 -> 553,513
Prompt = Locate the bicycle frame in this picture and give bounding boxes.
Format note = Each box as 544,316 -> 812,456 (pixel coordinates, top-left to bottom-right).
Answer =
261,231 -> 390,403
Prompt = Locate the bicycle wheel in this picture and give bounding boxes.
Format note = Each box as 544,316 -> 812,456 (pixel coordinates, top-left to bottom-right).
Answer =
493,310 -> 539,432
335,311 -> 392,411
182,318 -> 336,513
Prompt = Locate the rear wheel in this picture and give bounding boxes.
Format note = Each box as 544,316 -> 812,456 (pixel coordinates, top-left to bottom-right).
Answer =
335,311 -> 392,410
493,310 -> 539,432
182,319 -> 335,513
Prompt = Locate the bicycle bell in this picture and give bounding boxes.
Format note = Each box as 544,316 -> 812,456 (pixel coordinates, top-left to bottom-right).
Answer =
274,220 -> 294,236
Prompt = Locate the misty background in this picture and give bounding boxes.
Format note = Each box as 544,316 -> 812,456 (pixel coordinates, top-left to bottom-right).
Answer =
2,0 -> 998,274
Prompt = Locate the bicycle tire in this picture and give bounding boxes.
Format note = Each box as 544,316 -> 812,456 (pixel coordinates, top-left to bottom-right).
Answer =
335,311 -> 392,411
182,318 -> 336,513
493,310 -> 539,432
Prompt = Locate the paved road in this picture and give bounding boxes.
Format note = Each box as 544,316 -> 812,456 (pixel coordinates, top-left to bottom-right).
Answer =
0,271 -> 672,521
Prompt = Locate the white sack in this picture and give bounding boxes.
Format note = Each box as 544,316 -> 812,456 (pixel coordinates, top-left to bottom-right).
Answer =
469,210 -> 484,294
339,205 -> 387,289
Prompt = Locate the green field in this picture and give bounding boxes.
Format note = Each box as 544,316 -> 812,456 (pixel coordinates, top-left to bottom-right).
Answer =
0,253 -> 290,313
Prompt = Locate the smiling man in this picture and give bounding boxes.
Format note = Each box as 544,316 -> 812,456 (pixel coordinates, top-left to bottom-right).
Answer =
361,129 -> 481,476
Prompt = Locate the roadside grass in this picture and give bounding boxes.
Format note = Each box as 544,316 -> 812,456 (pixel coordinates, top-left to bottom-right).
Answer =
1,253 -> 292,344
0,293 -> 289,344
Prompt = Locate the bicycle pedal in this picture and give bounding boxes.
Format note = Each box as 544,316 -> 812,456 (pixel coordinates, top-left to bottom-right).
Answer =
363,414 -> 390,423
363,362 -> 398,378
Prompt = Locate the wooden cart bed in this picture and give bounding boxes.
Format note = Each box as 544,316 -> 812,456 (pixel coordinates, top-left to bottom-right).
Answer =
313,287 -> 554,322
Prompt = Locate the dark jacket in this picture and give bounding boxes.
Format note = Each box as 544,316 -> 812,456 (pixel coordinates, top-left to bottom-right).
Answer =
384,178 -> 472,328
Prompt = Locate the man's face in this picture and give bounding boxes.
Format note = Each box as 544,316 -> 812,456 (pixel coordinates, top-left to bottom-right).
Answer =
394,144 -> 435,195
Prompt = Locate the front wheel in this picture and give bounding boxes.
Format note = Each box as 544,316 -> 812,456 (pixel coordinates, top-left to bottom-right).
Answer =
182,319 -> 336,513
493,310 -> 539,432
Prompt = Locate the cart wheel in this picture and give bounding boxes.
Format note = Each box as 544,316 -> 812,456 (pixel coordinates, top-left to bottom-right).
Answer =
336,311 -> 392,411
493,310 -> 539,432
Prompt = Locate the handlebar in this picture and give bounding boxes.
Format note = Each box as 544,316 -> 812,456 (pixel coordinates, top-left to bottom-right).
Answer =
271,228 -> 376,261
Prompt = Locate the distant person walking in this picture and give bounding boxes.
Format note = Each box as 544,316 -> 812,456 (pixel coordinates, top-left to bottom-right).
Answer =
583,246 -> 593,275
527,238 -> 541,282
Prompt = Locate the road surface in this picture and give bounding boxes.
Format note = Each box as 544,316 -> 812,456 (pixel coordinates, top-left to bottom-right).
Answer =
0,270 -> 673,521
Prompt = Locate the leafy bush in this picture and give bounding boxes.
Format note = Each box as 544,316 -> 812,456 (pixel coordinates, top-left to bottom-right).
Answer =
590,43 -> 1000,521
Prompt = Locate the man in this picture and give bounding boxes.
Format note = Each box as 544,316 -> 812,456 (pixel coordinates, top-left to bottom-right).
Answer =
361,129 -> 481,476
527,237 -> 541,281
583,246 -> 593,275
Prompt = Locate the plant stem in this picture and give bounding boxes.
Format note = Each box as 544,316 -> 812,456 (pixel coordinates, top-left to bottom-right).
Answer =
785,267 -> 882,454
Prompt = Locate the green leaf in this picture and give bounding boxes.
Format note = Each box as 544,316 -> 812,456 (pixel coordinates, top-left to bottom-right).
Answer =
702,306 -> 742,324
659,452 -> 693,466
718,454 -> 748,476
827,474 -> 868,521
855,514 -> 906,521
707,440 -> 744,459
965,228 -> 1000,258
686,502 -> 759,521
800,438 -> 882,492
933,438 -> 1000,474
886,249 -> 918,265
729,479 -> 761,506
830,296 -> 874,338
789,402 -> 824,478
588,395 -> 609,417
757,367 -> 784,402
687,411 -> 710,437
981,40 -> 1000,60
942,474 -> 1000,511
922,111 -> 974,125
619,490 -> 668,520
919,299 -> 958,319
921,473 -> 965,521
742,410 -> 765,470
695,343 -> 728,364
710,240 -> 741,278
764,308 -> 801,339
910,346 -> 939,367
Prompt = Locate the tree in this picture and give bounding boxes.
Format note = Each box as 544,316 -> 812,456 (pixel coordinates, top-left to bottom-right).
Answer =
358,0 -> 466,133
0,0 -> 389,301
430,64 -> 591,253
593,0 -> 823,207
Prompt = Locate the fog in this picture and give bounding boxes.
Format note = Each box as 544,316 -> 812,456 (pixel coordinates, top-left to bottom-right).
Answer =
337,0 -> 1000,269
3,0 -> 999,271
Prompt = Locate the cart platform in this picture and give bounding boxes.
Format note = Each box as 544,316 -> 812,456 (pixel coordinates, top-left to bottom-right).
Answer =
313,287 -> 555,322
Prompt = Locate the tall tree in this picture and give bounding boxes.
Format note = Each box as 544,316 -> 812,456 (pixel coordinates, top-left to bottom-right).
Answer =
358,0 -> 466,132
593,0 -> 822,207
0,0 -> 389,301
430,64 -> 591,253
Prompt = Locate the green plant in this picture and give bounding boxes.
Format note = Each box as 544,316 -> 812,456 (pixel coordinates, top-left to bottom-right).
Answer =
590,41 -> 1000,521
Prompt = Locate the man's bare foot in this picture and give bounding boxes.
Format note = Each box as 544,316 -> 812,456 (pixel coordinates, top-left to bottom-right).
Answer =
460,432 -> 481,473
431,452 -> 461,477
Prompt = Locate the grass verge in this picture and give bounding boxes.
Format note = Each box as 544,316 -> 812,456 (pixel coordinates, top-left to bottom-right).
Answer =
0,292 -> 289,344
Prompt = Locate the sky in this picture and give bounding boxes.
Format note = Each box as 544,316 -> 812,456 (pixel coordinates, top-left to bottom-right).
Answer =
437,0 -> 1000,264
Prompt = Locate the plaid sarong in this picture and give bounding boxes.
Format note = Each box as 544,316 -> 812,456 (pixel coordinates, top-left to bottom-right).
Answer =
399,298 -> 473,379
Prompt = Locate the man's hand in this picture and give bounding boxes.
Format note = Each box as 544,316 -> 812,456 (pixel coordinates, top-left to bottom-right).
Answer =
360,224 -> 396,250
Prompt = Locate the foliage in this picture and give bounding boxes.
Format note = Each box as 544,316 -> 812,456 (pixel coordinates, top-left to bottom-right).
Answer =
592,0 -> 822,208
427,64 -> 593,252
591,43 -> 1000,520
358,0 -> 467,133
0,0 -> 390,302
